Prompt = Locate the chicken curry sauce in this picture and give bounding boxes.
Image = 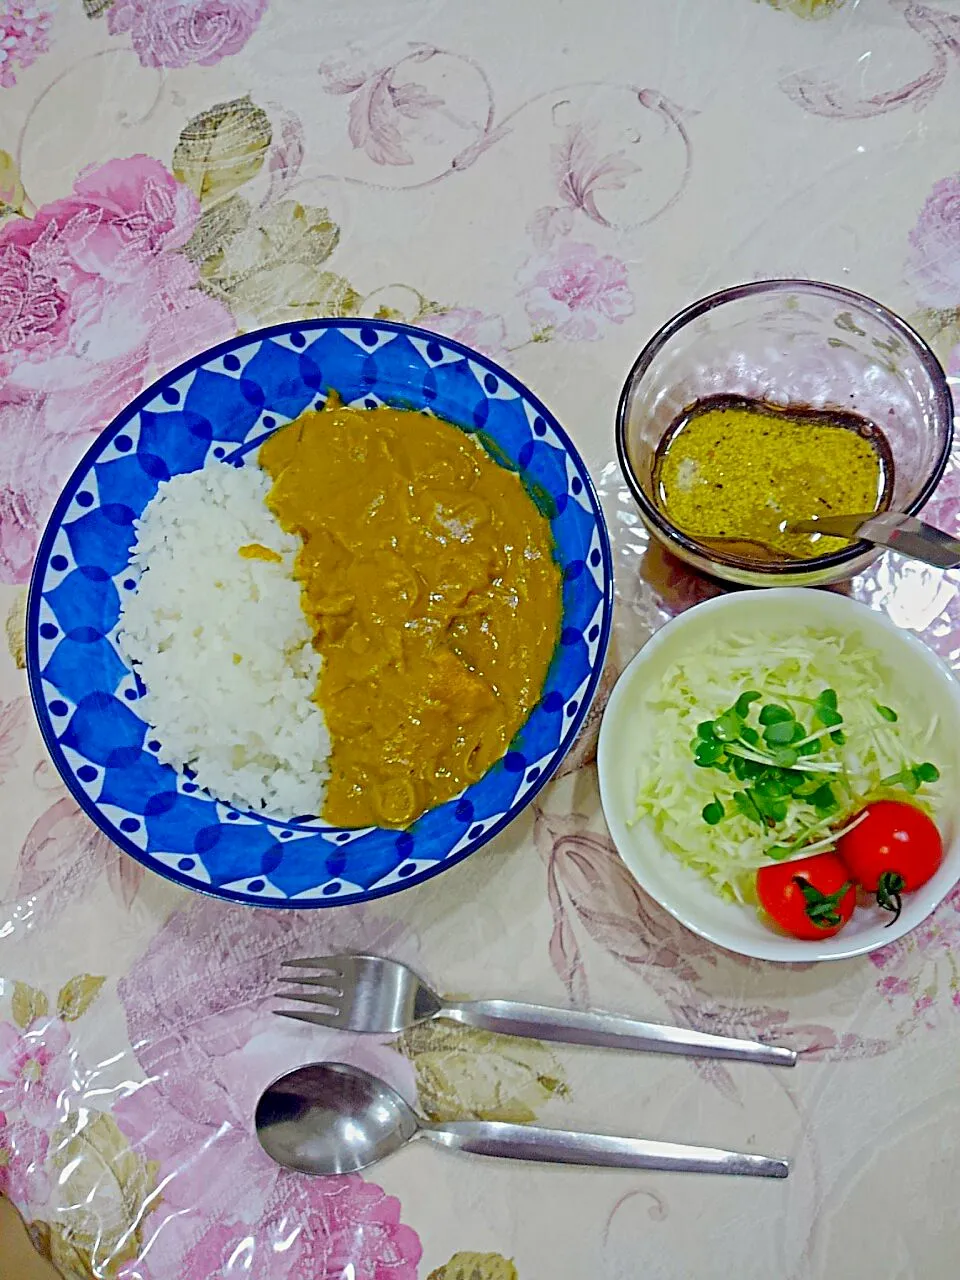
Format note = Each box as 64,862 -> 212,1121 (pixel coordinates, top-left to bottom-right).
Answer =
259,399 -> 563,828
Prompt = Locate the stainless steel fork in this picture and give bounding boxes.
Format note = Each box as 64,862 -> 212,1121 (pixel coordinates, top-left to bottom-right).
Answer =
276,954 -> 797,1066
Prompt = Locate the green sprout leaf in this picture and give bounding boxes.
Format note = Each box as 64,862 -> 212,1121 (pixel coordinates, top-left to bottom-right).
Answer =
735,690 -> 762,717
816,706 -> 843,728
764,720 -> 798,746
766,845 -> 793,861
694,739 -> 725,767
733,790 -> 765,827
755,772 -> 790,799
808,782 -> 838,815
732,754 -> 763,781
759,704 -> 793,727
702,797 -> 725,825
880,761 -> 940,792
688,682 -> 939,860
713,709 -> 744,742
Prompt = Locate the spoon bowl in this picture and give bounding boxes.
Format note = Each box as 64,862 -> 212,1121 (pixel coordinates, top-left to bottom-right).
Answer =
255,1061 -> 789,1178
256,1062 -> 416,1175
683,513 -> 960,572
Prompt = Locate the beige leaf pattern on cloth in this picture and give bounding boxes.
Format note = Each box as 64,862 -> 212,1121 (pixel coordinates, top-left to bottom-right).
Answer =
909,306 -> 960,368
394,1020 -> 568,1123
49,1112 -> 160,1273
198,200 -> 359,327
11,981 -> 49,1030
760,0 -> 846,15
5,587 -> 27,668
181,192 -> 252,265
28,1220 -> 100,1279
56,975 -> 106,1023
0,149 -> 27,217
173,96 -> 272,206
428,1253 -> 519,1280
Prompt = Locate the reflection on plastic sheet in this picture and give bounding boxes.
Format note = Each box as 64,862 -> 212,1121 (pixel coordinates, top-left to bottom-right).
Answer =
594,453 -> 960,671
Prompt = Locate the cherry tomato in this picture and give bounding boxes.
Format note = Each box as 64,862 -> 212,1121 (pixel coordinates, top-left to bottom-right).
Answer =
756,852 -> 856,941
836,800 -> 943,924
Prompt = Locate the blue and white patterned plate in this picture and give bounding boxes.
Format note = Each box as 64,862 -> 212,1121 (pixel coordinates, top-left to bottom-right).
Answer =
26,320 -> 613,907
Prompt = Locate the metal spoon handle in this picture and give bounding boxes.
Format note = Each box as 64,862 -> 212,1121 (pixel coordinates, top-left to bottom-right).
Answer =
439,999 -> 796,1066
791,512 -> 960,570
859,513 -> 960,570
422,1120 -> 788,1178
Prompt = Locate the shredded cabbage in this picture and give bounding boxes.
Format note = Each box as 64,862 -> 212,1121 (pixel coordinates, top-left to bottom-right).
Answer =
633,629 -> 941,903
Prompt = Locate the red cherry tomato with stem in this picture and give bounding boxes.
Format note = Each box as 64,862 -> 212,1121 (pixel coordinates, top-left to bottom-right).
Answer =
756,852 -> 856,941
836,800 -> 943,925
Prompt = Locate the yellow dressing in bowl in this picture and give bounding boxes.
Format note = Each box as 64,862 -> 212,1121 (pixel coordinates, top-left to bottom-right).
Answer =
653,397 -> 893,561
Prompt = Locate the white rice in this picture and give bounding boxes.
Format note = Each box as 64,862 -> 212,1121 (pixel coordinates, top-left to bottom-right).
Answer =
117,460 -> 330,817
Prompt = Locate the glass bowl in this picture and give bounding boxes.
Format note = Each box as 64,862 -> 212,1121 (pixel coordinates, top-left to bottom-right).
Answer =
616,279 -> 954,587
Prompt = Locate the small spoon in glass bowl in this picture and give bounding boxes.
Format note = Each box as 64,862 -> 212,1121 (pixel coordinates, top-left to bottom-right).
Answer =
255,1061 -> 789,1179
704,512 -> 960,570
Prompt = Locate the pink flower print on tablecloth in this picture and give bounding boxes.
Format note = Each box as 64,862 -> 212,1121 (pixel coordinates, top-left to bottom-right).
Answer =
0,1015 -> 70,1127
320,54 -> 447,168
114,1005 -> 421,1277
418,307 -> 508,359
175,1175 -> 421,1279
869,884 -> 960,1023
0,1112 -> 49,1206
0,394 -> 82,584
0,2 -> 55,88
0,154 -> 232,431
517,241 -> 634,341
108,0 -> 267,69
920,461 -> 960,533
907,173 -> 960,309
0,154 -> 233,582
529,123 -> 642,249
113,897 -> 422,1276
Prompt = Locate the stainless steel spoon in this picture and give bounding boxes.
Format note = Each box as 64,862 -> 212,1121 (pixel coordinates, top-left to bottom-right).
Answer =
790,511 -> 960,569
255,1062 -> 789,1179
703,512 -> 960,570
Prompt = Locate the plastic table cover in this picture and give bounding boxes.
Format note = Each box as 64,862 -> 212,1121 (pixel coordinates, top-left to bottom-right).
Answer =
1,2 -> 960,1277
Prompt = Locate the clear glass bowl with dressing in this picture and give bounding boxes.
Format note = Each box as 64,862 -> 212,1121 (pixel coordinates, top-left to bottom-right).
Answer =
616,279 -> 954,587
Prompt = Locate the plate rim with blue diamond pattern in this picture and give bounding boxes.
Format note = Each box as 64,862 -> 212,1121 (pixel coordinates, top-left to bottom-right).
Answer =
26,319 -> 613,908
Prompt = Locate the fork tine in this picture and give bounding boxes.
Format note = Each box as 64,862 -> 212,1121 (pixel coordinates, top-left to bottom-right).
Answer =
281,960 -> 342,974
274,990 -> 340,1007
273,1009 -> 340,1028
281,955 -> 355,971
277,973 -> 342,991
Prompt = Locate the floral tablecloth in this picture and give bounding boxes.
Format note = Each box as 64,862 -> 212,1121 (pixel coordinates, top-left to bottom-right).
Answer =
3,2 -> 960,1277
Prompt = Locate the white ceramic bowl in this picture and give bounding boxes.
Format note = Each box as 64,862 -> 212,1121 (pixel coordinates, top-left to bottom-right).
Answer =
597,589 -> 960,962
